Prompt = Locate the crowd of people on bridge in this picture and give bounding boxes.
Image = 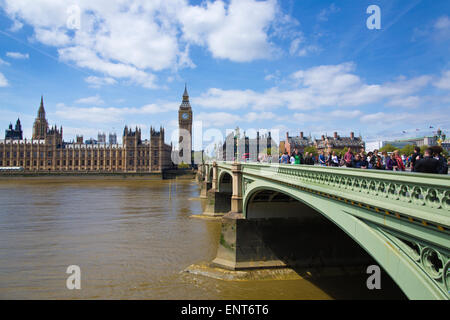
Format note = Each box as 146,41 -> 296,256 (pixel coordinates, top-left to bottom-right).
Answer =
278,146 -> 448,174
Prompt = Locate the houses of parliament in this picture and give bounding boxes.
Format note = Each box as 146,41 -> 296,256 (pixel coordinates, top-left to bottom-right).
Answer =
0,88 -> 194,172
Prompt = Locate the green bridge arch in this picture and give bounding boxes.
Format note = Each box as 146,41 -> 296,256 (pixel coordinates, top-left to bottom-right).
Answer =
243,179 -> 449,300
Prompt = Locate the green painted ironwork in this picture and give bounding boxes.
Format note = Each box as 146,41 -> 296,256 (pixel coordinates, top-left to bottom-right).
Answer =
207,161 -> 450,299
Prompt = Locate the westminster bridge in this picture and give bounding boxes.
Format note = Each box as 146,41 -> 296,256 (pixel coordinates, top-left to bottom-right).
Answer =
197,161 -> 450,300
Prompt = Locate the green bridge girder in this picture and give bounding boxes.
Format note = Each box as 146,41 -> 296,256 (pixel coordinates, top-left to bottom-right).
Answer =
206,161 -> 450,300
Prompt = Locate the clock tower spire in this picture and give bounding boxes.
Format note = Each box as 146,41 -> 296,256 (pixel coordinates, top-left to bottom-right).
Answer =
178,84 -> 193,164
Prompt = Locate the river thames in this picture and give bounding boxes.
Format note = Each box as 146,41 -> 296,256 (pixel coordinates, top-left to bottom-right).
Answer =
0,178 -> 405,299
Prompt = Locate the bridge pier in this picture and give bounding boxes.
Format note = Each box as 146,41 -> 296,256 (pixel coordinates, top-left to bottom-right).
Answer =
202,189 -> 231,217
212,213 -> 373,271
199,163 -> 212,199
230,163 -> 243,214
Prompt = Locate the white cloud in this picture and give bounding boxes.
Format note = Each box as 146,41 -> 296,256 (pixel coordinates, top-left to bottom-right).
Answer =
195,62 -> 432,111
195,112 -> 242,128
317,3 -> 340,22
434,15 -> 450,31
0,72 -> 9,87
53,101 -> 179,124
84,76 -> 117,88
179,0 -> 278,62
75,95 -> 105,106
1,0 -> 282,88
0,58 -> 10,66
6,52 -> 29,59
289,38 -> 319,57
434,70 -> 450,90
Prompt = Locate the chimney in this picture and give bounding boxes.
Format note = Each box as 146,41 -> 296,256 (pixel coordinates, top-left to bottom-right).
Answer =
334,132 -> 338,139
286,132 -> 289,141
300,131 -> 304,139
350,132 -> 354,140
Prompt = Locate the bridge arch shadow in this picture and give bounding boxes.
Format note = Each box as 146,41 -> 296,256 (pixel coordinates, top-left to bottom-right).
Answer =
243,186 -> 408,299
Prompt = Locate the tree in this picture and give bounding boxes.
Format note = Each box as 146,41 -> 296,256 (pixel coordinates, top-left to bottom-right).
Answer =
304,146 -> 318,156
400,144 -> 415,156
380,144 -> 396,153
420,145 -> 429,155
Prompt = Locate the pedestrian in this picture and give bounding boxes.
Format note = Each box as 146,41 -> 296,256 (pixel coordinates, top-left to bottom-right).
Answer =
330,151 -> 339,167
383,151 -> 394,170
431,146 -> 448,174
361,154 -> 369,169
290,153 -> 296,165
414,148 -> 440,174
344,148 -> 353,167
319,151 -> 327,166
293,148 -> 302,165
411,146 -> 423,171
351,154 -> 362,168
280,152 -> 289,164
392,150 -> 405,171
370,149 -> 380,169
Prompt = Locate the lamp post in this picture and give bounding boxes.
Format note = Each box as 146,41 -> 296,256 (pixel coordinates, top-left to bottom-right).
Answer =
234,127 -> 240,164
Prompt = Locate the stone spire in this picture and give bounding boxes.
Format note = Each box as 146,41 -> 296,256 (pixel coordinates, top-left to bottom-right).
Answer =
38,95 -> 46,118
183,83 -> 189,102
180,83 -> 191,109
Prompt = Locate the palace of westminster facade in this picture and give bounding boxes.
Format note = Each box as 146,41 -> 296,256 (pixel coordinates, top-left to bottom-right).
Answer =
0,88 -> 194,172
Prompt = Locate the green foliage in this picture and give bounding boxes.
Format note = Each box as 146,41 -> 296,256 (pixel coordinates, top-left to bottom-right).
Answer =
420,145 -> 429,154
379,144 -> 396,153
332,148 -> 347,157
303,146 -> 318,156
178,162 -> 190,169
400,144 -> 415,156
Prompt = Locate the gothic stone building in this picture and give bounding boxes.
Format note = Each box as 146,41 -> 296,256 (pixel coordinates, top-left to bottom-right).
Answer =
0,96 -> 175,172
283,131 -> 365,155
314,132 -> 365,153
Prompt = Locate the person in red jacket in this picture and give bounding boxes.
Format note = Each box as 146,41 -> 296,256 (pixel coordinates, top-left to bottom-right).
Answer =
392,150 -> 405,171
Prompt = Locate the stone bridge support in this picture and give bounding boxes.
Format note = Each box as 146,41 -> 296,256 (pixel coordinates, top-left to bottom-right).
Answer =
203,162 -> 232,216
199,163 -> 212,199
203,162 -> 244,217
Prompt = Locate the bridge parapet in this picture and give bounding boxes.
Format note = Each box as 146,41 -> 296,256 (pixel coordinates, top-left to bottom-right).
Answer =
235,163 -> 450,227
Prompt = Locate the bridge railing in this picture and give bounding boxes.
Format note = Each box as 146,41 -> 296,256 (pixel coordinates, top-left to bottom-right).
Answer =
214,161 -> 450,228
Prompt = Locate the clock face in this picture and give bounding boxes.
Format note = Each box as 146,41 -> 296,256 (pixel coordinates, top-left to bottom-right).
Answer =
182,113 -> 189,120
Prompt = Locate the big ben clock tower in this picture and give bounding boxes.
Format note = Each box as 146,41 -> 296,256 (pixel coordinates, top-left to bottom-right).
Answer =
178,84 -> 193,163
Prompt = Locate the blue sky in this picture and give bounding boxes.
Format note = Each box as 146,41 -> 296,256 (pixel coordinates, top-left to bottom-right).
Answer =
0,0 -> 449,150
